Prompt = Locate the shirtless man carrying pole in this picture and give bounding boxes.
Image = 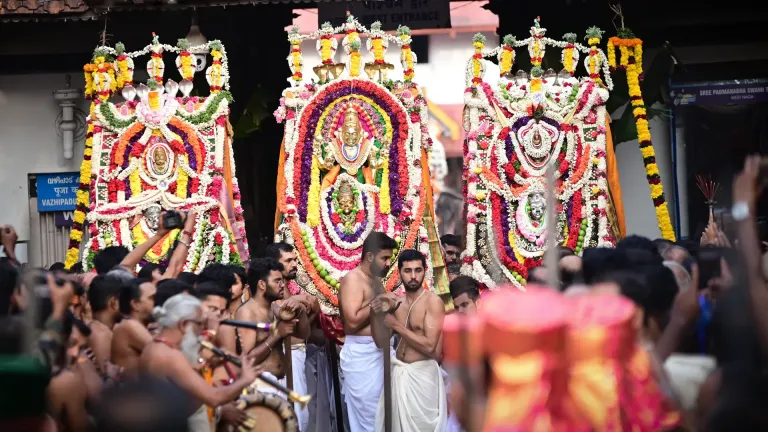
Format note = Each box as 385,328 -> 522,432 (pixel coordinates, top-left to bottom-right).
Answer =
236,257 -> 310,396
111,278 -> 156,377
372,249 -> 447,432
339,232 -> 397,432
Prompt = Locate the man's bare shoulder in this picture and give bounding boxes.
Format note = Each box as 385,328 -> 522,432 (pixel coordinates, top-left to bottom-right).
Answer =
235,303 -> 256,320
425,291 -> 444,311
339,267 -> 364,289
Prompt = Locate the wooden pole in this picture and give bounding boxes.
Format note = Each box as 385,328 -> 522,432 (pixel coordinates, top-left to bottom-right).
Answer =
326,338 -> 345,432
545,164 -> 559,291
284,338 -> 294,391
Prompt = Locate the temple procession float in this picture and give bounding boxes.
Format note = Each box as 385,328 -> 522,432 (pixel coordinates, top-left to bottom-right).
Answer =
273,15 -> 449,317
65,36 -> 249,270
461,18 -> 674,289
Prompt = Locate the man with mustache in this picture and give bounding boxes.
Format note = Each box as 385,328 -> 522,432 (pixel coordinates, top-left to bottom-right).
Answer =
372,249 -> 447,432
140,294 -> 261,432
339,232 -> 397,432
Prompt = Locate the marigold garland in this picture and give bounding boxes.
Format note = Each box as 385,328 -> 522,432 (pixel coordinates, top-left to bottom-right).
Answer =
472,33 -> 486,85
379,161 -> 391,214
499,35 -> 515,77
608,35 -> 676,241
306,156 -> 321,227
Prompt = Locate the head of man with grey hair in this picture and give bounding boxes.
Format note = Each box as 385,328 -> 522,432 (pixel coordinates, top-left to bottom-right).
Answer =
152,294 -> 204,364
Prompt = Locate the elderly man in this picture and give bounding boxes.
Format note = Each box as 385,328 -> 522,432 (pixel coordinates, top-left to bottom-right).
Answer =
140,294 -> 261,432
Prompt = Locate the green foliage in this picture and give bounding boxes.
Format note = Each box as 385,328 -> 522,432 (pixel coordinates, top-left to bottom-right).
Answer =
115,42 -> 126,56
585,26 -> 604,41
473,33 -> 487,44
502,35 -> 516,46
177,38 -> 190,50
562,33 -> 578,43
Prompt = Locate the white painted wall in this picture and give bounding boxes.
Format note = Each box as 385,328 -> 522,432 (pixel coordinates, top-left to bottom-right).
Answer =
0,73 -> 89,262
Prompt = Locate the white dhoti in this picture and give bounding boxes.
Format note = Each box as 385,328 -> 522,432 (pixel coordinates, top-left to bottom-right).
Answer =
376,358 -> 447,432
292,344 -> 309,431
251,371 -> 288,399
306,343 -> 338,432
340,335 -> 393,432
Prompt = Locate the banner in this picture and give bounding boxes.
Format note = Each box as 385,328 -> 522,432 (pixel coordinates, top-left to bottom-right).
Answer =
672,81 -> 768,106
319,0 -> 451,31
36,172 -> 79,212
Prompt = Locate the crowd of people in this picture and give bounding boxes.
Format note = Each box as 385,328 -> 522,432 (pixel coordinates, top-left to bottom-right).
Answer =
0,155 -> 766,432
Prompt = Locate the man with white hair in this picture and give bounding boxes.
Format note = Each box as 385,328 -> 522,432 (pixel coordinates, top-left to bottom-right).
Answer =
140,294 -> 262,432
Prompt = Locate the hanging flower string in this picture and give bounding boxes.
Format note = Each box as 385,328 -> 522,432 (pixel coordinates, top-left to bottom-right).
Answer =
608,31 -> 676,240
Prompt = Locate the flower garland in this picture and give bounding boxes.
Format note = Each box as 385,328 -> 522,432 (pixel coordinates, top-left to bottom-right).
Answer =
115,43 -> 134,89
398,26 -> 415,82
369,21 -> 387,64
498,35 -> 515,77
471,33 -> 486,86
584,27 -> 604,83
608,33 -> 675,240
288,26 -> 303,84
562,33 -> 579,75
176,39 -> 195,81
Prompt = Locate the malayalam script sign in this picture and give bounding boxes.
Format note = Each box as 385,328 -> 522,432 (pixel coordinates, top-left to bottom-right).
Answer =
672,82 -> 768,106
319,0 -> 451,31
36,172 -> 79,212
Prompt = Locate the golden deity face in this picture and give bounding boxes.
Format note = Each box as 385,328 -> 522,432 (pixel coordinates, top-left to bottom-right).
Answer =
152,147 -> 168,173
337,182 -> 356,214
342,108 -> 363,147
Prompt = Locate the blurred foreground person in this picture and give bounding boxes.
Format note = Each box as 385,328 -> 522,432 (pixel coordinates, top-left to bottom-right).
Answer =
140,294 -> 262,432
443,286 -> 682,431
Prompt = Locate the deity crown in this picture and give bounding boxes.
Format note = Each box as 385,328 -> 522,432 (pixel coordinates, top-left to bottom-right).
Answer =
338,181 -> 354,197
343,106 -> 361,127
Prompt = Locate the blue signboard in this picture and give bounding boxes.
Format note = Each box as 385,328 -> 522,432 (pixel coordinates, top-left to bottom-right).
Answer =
36,172 -> 79,212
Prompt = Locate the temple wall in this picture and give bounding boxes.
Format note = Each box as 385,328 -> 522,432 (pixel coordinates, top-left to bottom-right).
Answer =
0,72 -> 88,263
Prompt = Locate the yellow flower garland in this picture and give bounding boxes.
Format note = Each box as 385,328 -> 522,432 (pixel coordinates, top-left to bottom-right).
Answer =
379,161 -> 391,214
177,157 -> 189,200
607,39 -> 616,69
350,52 -> 361,77
307,156 -> 321,227
609,35 -> 676,241
320,39 -> 332,64
372,38 -> 384,62
65,105 -> 95,269
130,168 -> 142,197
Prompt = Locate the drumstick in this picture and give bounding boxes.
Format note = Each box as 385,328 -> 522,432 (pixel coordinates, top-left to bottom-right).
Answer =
199,340 -> 312,408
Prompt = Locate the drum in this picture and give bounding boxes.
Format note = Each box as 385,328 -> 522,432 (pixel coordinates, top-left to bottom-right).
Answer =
228,391 -> 298,432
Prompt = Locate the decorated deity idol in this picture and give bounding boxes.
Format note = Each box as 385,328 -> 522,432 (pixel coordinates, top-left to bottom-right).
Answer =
462,21 -> 628,289
65,37 -> 248,271
274,15 -> 448,316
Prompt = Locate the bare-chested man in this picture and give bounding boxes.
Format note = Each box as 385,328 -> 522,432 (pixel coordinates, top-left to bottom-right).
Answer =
372,249 -> 447,431
111,278 -> 156,377
266,242 -> 322,431
86,274 -> 122,376
140,294 -> 261,432
236,257 -> 310,397
339,232 -> 397,432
